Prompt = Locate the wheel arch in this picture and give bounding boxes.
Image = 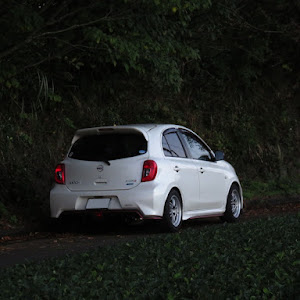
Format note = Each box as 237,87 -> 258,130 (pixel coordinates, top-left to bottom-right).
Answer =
167,187 -> 183,205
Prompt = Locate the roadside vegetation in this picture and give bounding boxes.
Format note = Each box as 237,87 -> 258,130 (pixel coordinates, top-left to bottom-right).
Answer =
0,214 -> 299,299
0,0 -> 299,227
242,179 -> 300,202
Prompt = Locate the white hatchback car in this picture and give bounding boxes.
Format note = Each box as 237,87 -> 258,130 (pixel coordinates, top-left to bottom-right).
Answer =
50,124 -> 243,231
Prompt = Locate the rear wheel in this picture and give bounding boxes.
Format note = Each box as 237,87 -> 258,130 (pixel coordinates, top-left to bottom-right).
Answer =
163,190 -> 182,232
221,184 -> 242,222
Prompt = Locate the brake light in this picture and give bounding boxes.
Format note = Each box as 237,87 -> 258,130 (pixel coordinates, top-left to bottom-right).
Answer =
142,160 -> 157,182
55,164 -> 65,184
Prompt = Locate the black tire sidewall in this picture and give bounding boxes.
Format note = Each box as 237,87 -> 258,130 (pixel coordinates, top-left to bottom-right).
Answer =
163,189 -> 182,232
221,184 -> 241,223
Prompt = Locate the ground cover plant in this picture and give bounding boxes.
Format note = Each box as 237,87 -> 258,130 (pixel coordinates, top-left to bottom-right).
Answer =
242,178 -> 300,202
0,213 -> 299,299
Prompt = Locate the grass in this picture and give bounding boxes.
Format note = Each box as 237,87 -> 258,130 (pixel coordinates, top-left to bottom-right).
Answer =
0,213 -> 299,299
242,177 -> 300,201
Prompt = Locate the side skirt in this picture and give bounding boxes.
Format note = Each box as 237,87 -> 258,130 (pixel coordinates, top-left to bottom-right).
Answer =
182,209 -> 225,221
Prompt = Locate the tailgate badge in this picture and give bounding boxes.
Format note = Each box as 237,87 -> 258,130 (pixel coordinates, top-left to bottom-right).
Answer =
126,179 -> 137,186
97,165 -> 104,172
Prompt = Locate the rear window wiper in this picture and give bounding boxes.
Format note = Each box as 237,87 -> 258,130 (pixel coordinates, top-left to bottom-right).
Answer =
100,159 -> 111,166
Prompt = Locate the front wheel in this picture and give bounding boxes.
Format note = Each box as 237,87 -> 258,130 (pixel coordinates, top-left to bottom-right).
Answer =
221,184 -> 242,222
163,190 -> 182,232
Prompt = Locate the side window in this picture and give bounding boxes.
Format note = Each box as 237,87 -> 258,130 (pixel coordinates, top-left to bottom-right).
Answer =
180,131 -> 212,161
162,136 -> 172,157
164,131 -> 187,158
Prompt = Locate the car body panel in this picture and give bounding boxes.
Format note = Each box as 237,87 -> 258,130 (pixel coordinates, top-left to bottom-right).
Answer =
65,155 -> 148,191
50,124 -> 243,221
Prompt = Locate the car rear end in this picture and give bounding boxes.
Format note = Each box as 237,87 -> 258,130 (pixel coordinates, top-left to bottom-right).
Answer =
50,125 -> 165,220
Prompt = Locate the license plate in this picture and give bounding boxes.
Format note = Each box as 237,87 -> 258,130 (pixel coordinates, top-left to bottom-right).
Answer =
86,198 -> 110,209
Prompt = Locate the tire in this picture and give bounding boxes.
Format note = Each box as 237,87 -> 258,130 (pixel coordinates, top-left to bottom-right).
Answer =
221,184 -> 242,222
163,190 -> 183,232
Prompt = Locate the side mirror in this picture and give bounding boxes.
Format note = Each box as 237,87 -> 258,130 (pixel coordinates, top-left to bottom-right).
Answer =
215,150 -> 225,161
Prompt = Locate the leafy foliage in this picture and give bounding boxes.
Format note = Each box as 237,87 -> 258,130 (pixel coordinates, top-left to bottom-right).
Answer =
243,178 -> 300,200
0,0 -> 299,218
0,214 -> 299,299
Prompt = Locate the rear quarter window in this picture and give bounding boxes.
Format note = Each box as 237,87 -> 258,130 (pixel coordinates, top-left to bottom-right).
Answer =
163,131 -> 186,158
68,132 -> 147,161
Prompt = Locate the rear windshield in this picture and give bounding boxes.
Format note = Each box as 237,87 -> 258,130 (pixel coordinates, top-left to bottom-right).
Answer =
68,132 -> 147,161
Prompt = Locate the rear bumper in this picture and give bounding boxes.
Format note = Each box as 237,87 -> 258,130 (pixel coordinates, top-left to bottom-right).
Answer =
50,182 -> 166,219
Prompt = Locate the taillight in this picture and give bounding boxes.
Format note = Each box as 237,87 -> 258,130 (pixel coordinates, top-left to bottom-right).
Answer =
141,160 -> 157,182
55,164 -> 65,184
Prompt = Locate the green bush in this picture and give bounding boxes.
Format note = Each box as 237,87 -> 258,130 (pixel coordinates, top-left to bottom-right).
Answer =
243,178 -> 300,200
0,214 -> 299,299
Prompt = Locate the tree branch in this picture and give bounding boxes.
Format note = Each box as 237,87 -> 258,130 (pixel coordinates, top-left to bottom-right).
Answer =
0,33 -> 37,61
0,4 -> 133,62
0,12 -> 111,62
48,37 -> 107,52
37,14 -> 112,38
46,2 -> 99,27
12,47 -> 74,77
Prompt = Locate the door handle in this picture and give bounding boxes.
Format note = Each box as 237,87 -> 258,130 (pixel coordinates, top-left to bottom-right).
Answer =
199,167 -> 205,174
174,166 -> 180,172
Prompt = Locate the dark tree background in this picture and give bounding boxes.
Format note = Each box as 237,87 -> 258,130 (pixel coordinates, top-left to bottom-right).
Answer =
0,0 -> 299,221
